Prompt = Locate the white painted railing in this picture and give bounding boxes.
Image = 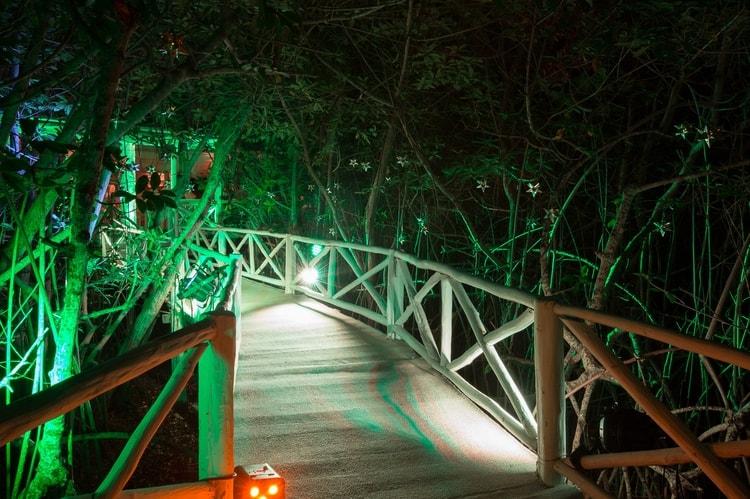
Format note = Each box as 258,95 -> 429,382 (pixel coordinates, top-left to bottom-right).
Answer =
192,229 -> 541,443
192,227 -> 750,499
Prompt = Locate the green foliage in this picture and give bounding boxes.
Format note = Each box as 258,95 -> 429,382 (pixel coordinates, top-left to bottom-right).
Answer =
0,155 -> 30,192
3,0 -> 750,495
0,0 -> 292,495
412,45 -> 479,91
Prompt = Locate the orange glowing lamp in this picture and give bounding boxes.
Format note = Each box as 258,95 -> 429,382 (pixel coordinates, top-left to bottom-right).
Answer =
235,463 -> 285,499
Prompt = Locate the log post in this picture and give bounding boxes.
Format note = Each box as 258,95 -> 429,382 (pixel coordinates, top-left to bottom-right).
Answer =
440,277 -> 452,365
229,253 -> 242,386
284,234 -> 294,294
327,246 -> 337,299
198,311 -> 236,498
386,253 -> 404,340
534,297 -> 565,486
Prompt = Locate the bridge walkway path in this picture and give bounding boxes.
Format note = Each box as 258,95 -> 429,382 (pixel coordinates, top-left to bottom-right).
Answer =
233,280 -> 581,499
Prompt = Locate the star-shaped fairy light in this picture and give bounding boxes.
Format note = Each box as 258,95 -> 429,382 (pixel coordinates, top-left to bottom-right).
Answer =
697,125 -> 715,147
674,123 -> 690,140
544,208 -> 559,223
653,221 -> 671,237
527,182 -> 542,198
476,179 -> 489,192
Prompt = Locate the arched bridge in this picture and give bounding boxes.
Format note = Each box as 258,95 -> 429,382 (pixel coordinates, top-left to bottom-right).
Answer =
3,227 -> 750,498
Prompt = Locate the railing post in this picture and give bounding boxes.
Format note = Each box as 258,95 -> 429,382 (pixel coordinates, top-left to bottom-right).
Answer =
218,229 -> 227,255
230,253 -> 242,385
534,297 -> 565,487
284,234 -> 294,294
440,277 -> 452,365
386,253 -> 401,339
199,311 -> 236,498
327,246 -> 337,299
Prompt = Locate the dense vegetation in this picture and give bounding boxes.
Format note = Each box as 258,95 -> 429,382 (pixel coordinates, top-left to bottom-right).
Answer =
2,0 -> 749,496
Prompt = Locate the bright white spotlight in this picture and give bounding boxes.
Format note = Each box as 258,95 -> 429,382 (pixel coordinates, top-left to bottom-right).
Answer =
300,267 -> 319,284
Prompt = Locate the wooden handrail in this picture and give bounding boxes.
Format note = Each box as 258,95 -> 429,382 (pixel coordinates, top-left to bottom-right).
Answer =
554,302 -> 750,370
575,439 -> 750,469
192,229 -> 544,446
562,318 -> 750,498
0,315 -> 222,447
96,344 -> 207,497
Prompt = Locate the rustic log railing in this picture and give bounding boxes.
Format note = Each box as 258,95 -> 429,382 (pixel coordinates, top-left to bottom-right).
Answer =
191,227 -> 750,499
0,252 -> 242,499
9,224 -> 749,498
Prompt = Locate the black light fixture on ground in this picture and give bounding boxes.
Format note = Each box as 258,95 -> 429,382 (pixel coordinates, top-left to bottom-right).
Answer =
234,463 -> 286,499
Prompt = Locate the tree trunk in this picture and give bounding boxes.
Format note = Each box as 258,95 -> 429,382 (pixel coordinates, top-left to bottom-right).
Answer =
119,116 -> 246,353
23,4 -> 138,495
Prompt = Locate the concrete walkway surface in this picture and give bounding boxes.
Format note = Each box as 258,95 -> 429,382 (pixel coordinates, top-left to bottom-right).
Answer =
233,280 -> 581,499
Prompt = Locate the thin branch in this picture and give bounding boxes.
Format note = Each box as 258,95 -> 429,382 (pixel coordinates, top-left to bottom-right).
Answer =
633,160 -> 750,195
277,87 -> 349,242
303,2 -> 402,24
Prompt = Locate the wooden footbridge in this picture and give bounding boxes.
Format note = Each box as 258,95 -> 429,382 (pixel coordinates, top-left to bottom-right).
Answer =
3,228 -> 750,498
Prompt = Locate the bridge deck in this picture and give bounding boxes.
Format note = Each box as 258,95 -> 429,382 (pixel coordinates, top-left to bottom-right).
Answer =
234,280 -> 580,498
